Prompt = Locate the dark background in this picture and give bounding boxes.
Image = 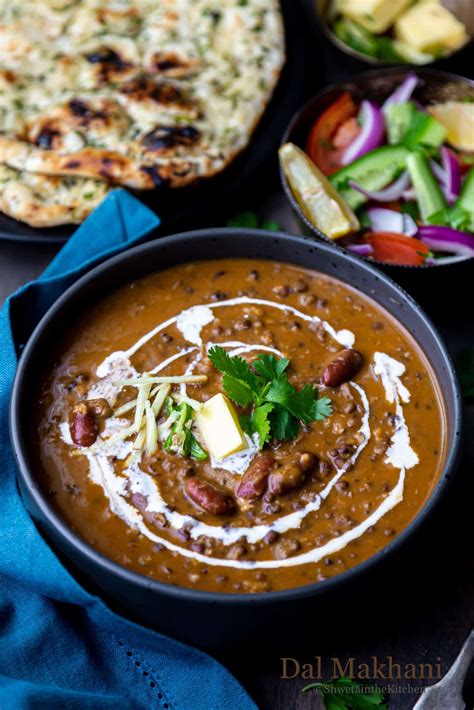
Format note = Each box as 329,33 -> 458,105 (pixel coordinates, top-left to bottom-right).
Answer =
1,1 -> 473,708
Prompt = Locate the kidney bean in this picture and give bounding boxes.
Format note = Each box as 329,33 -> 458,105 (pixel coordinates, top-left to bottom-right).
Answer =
70,403 -> 98,447
268,452 -> 317,495
237,454 -> 275,499
322,348 -> 363,387
185,478 -> 236,516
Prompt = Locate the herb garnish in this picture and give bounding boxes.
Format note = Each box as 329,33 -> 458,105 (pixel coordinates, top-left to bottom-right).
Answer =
302,677 -> 387,709
208,347 -> 332,448
226,210 -> 281,231
163,399 -> 207,460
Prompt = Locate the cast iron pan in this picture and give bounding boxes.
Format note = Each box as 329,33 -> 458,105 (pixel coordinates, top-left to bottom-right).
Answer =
279,67 -> 474,308
0,0 -> 311,244
10,229 -> 462,650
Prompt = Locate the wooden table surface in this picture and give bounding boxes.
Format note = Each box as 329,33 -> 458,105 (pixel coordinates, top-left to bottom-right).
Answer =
1,3 -> 473,707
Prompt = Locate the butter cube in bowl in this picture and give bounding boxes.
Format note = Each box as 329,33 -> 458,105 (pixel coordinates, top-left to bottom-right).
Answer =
314,0 -> 471,66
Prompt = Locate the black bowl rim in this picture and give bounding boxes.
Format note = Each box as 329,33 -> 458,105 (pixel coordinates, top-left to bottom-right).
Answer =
280,66 -> 474,271
313,0 -> 473,67
10,227 -> 463,607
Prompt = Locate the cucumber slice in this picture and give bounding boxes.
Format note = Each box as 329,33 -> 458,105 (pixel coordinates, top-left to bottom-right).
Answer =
384,102 -> 416,145
406,152 -> 446,222
330,145 -> 409,210
404,112 -> 447,150
457,168 -> 474,232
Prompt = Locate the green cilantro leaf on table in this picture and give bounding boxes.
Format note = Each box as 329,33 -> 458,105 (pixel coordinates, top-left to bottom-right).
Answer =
226,211 -> 281,231
302,677 -> 387,710
457,348 -> 474,399
208,346 -> 332,447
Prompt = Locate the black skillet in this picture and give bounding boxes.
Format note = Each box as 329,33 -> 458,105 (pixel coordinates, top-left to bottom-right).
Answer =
0,0 -> 311,244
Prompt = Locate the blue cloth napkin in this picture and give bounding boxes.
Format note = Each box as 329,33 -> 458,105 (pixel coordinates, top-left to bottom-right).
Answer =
0,190 -> 256,710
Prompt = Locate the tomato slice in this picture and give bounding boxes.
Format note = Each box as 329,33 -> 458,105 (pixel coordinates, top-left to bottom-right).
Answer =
365,232 -> 429,266
332,117 -> 361,150
306,92 -> 358,176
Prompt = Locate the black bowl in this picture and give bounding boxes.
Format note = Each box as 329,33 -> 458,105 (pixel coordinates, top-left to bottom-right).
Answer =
314,0 -> 473,68
280,68 -> 474,309
10,229 -> 462,650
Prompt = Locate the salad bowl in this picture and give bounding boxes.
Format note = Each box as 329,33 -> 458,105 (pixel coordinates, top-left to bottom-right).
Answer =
280,68 -> 474,305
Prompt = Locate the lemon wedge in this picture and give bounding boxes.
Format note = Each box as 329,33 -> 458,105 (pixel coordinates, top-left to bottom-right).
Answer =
428,102 -> 474,152
279,143 -> 359,240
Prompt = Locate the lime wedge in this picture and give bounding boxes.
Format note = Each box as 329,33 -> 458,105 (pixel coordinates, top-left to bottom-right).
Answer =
279,143 -> 359,240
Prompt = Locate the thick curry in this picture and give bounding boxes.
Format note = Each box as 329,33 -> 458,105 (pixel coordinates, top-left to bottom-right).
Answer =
33,259 -> 446,593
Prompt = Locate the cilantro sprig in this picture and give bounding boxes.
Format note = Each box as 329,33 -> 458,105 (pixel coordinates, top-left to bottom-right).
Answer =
302,677 -> 387,710
208,347 -> 332,448
226,210 -> 281,232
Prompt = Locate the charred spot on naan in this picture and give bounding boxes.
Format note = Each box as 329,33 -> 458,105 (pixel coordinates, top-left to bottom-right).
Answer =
148,51 -> 201,78
84,46 -> 137,84
23,98 -> 129,151
118,77 -> 198,116
67,98 -> 129,131
141,125 -> 201,155
0,69 -> 17,85
34,127 -> 61,150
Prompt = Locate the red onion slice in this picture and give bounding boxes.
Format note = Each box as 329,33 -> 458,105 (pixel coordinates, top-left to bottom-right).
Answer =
401,188 -> 417,201
383,72 -> 419,108
440,147 -> 461,203
346,243 -> 374,256
419,226 -> 474,256
430,150 -> 461,205
421,238 -> 474,257
348,171 -> 410,202
367,207 -> 418,236
430,160 -> 446,182
341,101 -> 385,165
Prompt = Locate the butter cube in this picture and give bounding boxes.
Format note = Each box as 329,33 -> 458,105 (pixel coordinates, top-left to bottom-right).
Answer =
395,3 -> 468,54
337,0 -> 412,34
196,393 -> 248,460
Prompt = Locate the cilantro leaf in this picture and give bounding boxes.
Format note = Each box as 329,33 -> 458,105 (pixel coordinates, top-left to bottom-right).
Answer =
226,211 -> 281,231
269,404 -> 300,441
226,210 -> 258,228
260,219 -> 281,231
265,379 -> 321,424
253,353 -> 289,380
239,414 -> 254,436
264,375 -> 296,408
251,403 -> 274,448
289,383 -> 322,423
302,677 -> 387,710
310,395 -> 333,421
222,374 -> 256,407
208,346 -> 259,394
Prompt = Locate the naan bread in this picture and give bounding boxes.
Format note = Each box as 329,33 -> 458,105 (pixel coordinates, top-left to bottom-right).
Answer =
0,164 -> 110,227
0,0 -> 285,225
